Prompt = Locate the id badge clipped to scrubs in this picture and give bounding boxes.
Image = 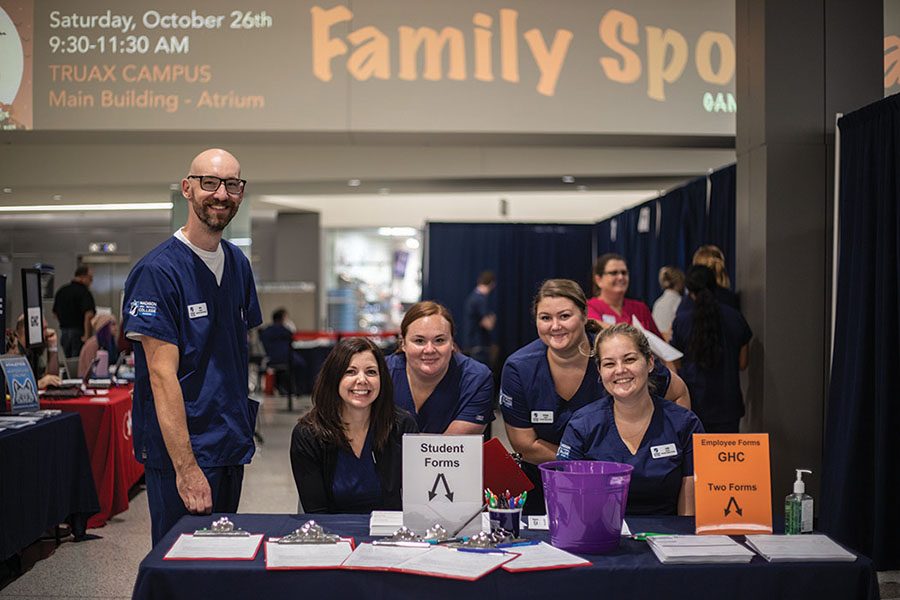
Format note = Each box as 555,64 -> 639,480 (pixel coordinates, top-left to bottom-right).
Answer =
531,410 -> 554,424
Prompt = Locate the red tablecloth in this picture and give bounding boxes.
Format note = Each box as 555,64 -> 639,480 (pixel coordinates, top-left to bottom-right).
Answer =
41,386 -> 144,528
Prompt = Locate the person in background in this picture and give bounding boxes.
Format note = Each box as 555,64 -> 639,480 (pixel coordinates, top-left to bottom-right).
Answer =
692,245 -> 739,310
500,279 -> 690,514
258,308 -> 305,394
387,301 -> 494,434
672,265 -> 752,434
462,270 -> 497,367
52,265 -> 96,358
9,313 -> 60,389
588,253 -> 663,337
651,266 -> 685,341
558,324 -> 704,516
290,337 -> 418,513
122,148 -> 261,546
77,313 -> 119,378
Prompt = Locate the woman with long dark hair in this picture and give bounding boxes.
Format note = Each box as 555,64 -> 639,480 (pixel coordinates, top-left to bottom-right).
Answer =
290,337 -> 418,513
671,265 -> 752,433
500,279 -> 690,514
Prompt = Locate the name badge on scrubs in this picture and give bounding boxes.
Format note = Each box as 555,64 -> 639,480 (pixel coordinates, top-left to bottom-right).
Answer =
531,410 -> 554,424
602,314 -> 616,325
188,302 -> 209,319
650,443 -> 678,459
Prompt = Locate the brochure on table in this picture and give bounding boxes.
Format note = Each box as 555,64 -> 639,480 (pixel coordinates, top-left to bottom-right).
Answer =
402,434 -> 483,537
0,355 -> 40,412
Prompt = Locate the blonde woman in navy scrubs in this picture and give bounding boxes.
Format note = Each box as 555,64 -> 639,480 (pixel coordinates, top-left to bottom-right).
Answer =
387,301 -> 494,434
290,337 -> 418,513
557,324 -> 704,515
500,280 -> 690,514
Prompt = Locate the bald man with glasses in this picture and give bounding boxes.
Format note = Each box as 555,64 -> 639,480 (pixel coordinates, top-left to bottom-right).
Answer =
122,148 -> 262,545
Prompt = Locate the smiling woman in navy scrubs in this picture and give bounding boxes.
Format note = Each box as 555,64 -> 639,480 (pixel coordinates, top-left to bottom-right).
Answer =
500,279 -> 690,514
290,337 -> 418,513
557,324 -> 704,515
386,301 -> 494,434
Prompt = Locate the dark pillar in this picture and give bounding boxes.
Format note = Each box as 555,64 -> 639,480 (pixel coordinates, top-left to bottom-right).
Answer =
735,0 -> 882,506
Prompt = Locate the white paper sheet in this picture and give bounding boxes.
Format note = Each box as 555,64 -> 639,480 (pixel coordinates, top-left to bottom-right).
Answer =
395,546 -> 515,581
341,543 -> 431,570
744,534 -> 856,562
265,540 -> 353,569
502,542 -> 591,571
632,315 -> 684,361
369,510 -> 404,536
647,535 -> 755,564
164,534 -> 264,560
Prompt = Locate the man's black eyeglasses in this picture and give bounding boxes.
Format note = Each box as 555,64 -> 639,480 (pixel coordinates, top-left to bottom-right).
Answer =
187,175 -> 246,194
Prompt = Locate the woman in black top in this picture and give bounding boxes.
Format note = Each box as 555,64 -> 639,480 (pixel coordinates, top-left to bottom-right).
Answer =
290,337 -> 418,513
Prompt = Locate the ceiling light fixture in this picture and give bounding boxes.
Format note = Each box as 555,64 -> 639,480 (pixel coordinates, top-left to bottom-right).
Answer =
562,175 -> 575,184
0,202 -> 175,213
348,178 -> 361,187
378,227 -> 417,237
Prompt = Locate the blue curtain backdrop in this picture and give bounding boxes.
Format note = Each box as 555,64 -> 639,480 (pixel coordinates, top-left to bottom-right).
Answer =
620,200 -> 658,305
424,222 -> 593,360
820,95 -> 900,570
707,164 -> 737,287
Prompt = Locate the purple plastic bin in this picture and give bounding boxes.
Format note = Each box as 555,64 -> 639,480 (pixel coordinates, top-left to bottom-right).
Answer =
539,460 -> 633,554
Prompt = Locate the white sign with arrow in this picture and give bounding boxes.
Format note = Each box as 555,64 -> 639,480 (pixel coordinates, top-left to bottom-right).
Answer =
402,434 -> 483,537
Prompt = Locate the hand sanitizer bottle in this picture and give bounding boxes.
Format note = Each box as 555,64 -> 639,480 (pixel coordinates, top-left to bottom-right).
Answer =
784,469 -> 813,534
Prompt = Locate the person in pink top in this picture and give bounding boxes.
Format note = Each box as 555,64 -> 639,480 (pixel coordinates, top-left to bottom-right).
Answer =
587,253 -> 663,337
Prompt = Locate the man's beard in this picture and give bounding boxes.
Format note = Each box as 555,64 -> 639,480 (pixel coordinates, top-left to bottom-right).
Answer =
191,197 -> 238,232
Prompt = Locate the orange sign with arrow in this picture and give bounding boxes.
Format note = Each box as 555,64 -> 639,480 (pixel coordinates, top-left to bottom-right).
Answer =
693,433 -> 773,535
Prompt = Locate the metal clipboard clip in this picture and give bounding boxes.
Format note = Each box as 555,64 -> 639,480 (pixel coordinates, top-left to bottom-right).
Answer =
274,520 -> 341,545
193,517 -> 250,537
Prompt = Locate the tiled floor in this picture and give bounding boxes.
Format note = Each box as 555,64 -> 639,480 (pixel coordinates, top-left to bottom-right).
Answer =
1,394 -> 895,599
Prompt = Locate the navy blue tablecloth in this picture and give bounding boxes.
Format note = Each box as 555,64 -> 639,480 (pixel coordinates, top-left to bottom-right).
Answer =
0,412 -> 100,560
132,513 -> 877,600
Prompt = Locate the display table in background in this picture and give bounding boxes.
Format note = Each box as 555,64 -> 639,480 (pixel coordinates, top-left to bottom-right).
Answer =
41,386 -> 144,528
132,513 -> 878,600
0,413 -> 99,561
291,331 -> 398,395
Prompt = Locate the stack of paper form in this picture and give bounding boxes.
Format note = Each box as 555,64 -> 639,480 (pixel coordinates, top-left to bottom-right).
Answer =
647,535 -> 755,564
744,534 -> 856,562
369,511 -> 404,536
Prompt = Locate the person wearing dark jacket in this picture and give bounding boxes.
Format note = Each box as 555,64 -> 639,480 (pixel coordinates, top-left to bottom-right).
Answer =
290,337 -> 418,513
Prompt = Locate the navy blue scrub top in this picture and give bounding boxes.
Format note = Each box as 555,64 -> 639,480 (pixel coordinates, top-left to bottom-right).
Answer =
123,237 -> 262,470
671,297 -> 753,425
331,428 -> 383,514
557,395 -> 704,515
386,352 -> 494,434
499,338 -> 673,446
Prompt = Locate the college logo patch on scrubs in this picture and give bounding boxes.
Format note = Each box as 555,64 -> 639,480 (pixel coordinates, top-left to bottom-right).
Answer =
557,443 -> 571,459
498,390 -> 513,408
650,443 -> 678,459
531,410 -> 554,424
129,300 -> 158,317
187,302 -> 209,319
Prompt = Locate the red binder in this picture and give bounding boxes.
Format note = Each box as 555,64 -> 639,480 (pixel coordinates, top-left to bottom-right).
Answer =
482,438 -> 534,496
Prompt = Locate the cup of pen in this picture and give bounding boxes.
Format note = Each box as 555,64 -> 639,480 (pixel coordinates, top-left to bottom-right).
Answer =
488,507 -> 521,537
485,489 -> 525,537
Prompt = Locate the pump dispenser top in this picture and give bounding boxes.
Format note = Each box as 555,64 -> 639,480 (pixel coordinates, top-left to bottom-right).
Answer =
793,469 -> 812,494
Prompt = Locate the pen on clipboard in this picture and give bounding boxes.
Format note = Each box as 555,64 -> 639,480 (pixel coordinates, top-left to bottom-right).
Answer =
456,547 -> 508,555
496,539 -> 540,548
